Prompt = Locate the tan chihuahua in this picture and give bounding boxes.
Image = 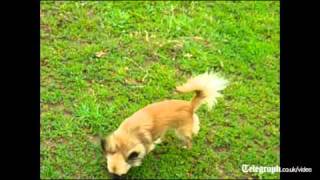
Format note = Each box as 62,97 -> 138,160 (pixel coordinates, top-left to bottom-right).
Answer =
100,72 -> 228,177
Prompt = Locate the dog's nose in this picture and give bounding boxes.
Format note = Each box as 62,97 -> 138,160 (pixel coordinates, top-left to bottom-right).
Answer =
110,173 -> 126,179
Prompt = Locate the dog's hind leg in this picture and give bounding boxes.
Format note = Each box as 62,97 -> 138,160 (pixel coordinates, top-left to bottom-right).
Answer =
176,120 -> 194,149
192,113 -> 200,136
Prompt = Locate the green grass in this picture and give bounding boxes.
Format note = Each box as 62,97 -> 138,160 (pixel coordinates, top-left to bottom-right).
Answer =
40,1 -> 279,179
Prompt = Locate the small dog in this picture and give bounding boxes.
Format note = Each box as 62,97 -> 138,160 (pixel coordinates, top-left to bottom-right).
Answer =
100,72 -> 228,177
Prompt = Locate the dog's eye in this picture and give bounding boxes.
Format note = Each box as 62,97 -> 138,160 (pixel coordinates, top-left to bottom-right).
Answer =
128,152 -> 139,160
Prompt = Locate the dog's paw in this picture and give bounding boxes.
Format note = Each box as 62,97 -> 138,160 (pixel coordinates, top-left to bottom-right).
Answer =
182,145 -> 192,149
132,160 -> 142,167
147,144 -> 156,153
182,142 -> 192,149
154,138 -> 162,144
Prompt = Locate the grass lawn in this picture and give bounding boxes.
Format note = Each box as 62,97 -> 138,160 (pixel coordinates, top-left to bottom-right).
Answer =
40,1 -> 279,179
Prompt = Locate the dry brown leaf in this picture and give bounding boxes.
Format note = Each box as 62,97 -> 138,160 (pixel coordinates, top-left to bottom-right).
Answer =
95,50 -> 107,58
183,53 -> 193,58
193,36 -> 204,41
173,41 -> 184,49
145,31 -> 149,42
125,78 -> 139,85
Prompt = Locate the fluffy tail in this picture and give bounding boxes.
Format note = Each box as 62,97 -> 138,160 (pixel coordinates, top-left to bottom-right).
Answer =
176,72 -> 229,112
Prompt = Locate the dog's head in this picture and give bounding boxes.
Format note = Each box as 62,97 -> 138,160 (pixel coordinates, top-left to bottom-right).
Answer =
100,130 -> 149,176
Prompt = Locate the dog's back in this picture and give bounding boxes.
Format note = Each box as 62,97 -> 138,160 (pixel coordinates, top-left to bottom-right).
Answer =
143,100 -> 193,138
120,100 -> 193,139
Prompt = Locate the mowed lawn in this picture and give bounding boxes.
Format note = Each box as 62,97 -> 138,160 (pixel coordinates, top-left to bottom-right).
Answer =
40,1 -> 279,179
